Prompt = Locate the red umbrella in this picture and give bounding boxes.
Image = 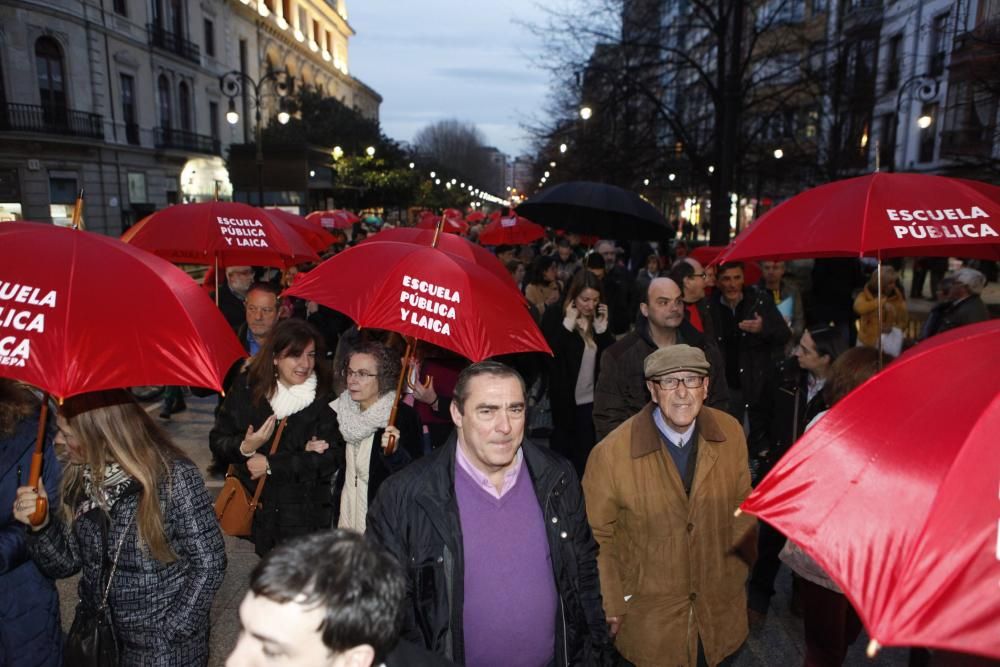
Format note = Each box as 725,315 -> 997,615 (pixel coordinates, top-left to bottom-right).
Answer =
0,223 -> 245,399
417,209 -> 469,234
307,209 -> 360,230
265,208 -> 336,252
466,210 -> 486,223
121,201 -> 319,268
740,320 -> 1000,659
479,214 -> 546,245
718,173 -> 1000,263
363,227 -> 520,292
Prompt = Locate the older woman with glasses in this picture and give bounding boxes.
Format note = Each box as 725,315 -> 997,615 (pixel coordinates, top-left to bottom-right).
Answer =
332,340 -> 422,532
210,318 -> 342,556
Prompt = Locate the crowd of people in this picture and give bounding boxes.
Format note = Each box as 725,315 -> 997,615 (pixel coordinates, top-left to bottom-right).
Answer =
2,218 -> 996,667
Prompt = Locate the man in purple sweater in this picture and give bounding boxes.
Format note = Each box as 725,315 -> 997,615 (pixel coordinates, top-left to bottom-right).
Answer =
367,361 -> 624,666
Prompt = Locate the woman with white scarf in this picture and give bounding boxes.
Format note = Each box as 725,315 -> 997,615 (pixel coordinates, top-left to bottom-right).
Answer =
331,340 -> 422,533
210,319 -> 342,556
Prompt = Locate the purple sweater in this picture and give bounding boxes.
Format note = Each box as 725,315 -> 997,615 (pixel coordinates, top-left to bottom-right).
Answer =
455,464 -> 558,667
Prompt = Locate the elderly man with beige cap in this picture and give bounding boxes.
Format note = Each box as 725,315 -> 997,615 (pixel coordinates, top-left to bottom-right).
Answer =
582,344 -> 757,667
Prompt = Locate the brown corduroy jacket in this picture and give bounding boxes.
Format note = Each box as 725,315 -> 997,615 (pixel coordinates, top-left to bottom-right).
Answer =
583,404 -> 757,667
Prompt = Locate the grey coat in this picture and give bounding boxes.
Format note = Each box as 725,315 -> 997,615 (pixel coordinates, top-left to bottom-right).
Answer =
27,458 -> 226,666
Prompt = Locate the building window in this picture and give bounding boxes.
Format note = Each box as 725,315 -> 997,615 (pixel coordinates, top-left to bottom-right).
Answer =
312,19 -> 320,43
120,73 -> 139,145
158,74 -> 172,129
114,0 -> 128,16
204,19 -> 215,57
127,172 -> 148,205
918,103 -> 938,162
282,0 -> 291,22
878,112 -> 896,170
49,176 -> 78,227
209,101 -> 220,139
178,81 -> 192,132
35,37 -> 67,124
885,34 -> 901,92
929,13 -> 949,76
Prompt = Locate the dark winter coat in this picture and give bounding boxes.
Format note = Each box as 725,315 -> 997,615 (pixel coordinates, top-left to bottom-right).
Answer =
936,295 -> 990,335
26,458 -> 225,667
333,400 -> 423,515
593,318 -> 731,441
541,305 -> 616,429
706,286 -> 791,409
367,436 -> 626,666
756,359 -> 830,469
210,372 -> 343,555
0,412 -> 62,667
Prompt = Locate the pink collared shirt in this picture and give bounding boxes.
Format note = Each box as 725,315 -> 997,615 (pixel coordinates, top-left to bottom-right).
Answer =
455,442 -> 524,499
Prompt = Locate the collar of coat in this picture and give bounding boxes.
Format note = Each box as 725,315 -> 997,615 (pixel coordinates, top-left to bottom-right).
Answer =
629,403 -> 727,458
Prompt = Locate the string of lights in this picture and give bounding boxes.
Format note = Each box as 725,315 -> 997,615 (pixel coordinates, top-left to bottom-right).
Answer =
406,162 -> 511,208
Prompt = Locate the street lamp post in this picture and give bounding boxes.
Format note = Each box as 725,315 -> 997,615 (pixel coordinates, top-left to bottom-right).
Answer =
895,75 -> 940,170
220,69 -> 294,206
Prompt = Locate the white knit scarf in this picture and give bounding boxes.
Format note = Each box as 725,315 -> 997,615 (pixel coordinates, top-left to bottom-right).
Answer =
330,391 -> 395,445
269,373 -> 317,419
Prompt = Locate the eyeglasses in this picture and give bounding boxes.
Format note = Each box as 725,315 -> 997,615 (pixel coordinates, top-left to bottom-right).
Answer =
246,305 -> 276,315
343,369 -> 377,380
690,273 -> 706,279
649,375 -> 706,390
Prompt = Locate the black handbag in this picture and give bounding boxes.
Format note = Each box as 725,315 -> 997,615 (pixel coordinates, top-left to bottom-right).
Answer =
64,510 -> 134,666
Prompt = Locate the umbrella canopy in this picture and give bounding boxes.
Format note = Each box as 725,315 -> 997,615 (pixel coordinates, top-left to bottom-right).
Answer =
466,211 -> 486,223
718,173 -> 1000,263
516,181 -> 673,240
741,320 -> 1000,659
265,208 -> 336,252
362,214 -> 383,226
306,209 -> 360,230
687,245 -> 762,284
0,223 -> 245,398
122,201 -> 319,267
417,209 -> 469,235
284,241 -> 550,361
479,214 -> 546,246
363,227 -> 519,292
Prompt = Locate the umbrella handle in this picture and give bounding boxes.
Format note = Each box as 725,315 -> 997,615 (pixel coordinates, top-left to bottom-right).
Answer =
386,337 -> 417,455
27,398 -> 49,527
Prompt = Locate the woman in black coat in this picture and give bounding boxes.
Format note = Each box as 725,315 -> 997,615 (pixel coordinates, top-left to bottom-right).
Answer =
14,389 -> 225,667
210,319 -> 342,556
331,340 -> 422,532
541,270 -> 614,475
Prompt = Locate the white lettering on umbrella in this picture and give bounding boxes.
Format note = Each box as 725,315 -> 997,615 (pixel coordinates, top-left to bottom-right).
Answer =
0,308 -> 45,332
892,223 -> 999,240
399,275 -> 461,336
0,282 -> 57,308
0,336 -> 29,366
0,281 -> 56,367
886,207 -> 989,222
216,216 -> 270,249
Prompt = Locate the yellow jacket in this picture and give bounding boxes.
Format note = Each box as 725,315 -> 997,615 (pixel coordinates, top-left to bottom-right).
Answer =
853,287 -> 909,347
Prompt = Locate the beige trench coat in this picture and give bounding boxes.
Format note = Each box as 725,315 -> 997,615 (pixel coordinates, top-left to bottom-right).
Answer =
583,404 -> 757,667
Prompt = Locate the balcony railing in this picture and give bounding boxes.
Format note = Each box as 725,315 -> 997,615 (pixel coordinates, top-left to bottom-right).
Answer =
0,102 -> 104,139
154,127 -> 221,155
147,23 -> 201,64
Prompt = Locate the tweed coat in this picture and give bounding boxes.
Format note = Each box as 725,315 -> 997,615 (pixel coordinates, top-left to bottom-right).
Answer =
27,458 -> 226,666
583,405 -> 756,667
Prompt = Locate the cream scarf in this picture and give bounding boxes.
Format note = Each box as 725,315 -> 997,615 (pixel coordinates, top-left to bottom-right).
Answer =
330,391 -> 395,445
269,373 -> 317,419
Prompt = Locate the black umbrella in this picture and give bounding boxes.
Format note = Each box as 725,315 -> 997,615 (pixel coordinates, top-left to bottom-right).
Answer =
516,181 -> 674,240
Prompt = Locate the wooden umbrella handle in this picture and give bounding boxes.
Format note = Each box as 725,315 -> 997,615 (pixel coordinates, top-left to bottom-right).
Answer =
386,337 -> 416,455
27,397 -> 49,526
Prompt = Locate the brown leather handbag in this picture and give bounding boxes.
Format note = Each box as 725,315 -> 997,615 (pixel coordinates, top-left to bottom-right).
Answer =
214,417 -> 287,537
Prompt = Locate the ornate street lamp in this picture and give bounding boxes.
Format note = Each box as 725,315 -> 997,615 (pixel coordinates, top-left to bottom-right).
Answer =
219,68 -> 294,205
895,75 -> 940,169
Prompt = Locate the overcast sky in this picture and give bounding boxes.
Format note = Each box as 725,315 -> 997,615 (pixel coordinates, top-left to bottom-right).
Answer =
347,0 -> 552,157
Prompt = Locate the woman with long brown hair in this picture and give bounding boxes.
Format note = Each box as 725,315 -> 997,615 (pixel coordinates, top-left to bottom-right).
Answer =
13,389 -> 225,666
2,380 -> 61,667
541,269 -> 614,474
210,318 -> 342,555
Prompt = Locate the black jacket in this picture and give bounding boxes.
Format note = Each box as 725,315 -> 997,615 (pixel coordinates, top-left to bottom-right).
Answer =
210,373 -> 343,555
756,358 -> 829,470
541,306 -> 616,427
366,436 -> 625,666
593,318 -> 731,441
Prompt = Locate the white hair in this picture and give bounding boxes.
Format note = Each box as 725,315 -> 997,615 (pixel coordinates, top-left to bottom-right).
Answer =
951,268 -> 986,295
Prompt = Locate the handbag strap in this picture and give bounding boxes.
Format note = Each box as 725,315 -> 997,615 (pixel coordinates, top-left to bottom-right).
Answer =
249,417 -> 288,509
99,508 -> 136,611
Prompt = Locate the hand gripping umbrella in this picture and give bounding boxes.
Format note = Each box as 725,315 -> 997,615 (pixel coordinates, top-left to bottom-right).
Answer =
285,221 -> 550,452
739,320 -> 1000,660
1,222 -> 245,523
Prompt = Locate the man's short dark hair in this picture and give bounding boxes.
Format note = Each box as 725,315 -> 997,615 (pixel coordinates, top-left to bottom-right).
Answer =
585,252 -> 605,270
246,281 -> 281,300
453,360 -> 526,414
668,261 -> 695,296
718,261 -> 744,276
250,531 -> 406,662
